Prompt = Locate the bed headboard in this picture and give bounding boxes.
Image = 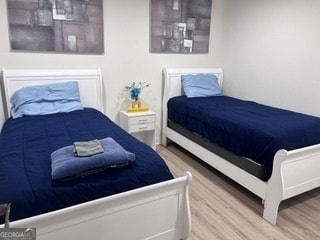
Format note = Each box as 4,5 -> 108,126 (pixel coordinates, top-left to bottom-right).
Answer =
162,67 -> 223,105
163,67 -> 223,101
161,67 -> 223,144
2,68 -> 104,119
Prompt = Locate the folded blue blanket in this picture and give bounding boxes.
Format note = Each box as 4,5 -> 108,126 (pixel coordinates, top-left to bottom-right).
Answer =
51,137 -> 135,180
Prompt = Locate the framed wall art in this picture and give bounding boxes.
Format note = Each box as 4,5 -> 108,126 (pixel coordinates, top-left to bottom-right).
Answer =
7,0 -> 104,54
150,0 -> 212,54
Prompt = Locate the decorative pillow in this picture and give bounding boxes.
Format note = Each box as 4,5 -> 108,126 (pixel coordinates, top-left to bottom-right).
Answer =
10,81 -> 83,119
181,74 -> 222,98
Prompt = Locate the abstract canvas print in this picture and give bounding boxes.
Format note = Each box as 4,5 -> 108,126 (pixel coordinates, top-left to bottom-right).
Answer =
7,0 -> 104,54
150,0 -> 212,54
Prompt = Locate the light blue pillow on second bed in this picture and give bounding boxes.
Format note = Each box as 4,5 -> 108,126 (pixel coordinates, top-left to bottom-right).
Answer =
10,81 -> 83,119
181,74 -> 222,98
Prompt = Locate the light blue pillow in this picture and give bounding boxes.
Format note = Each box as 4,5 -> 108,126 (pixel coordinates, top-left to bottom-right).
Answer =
181,74 -> 222,98
10,81 -> 83,119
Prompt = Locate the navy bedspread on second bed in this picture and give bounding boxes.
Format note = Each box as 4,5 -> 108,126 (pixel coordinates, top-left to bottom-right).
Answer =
0,108 -> 173,222
168,96 -> 320,180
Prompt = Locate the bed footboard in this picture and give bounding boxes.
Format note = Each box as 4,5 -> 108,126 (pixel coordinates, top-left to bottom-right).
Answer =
264,144 -> 320,224
2,172 -> 192,240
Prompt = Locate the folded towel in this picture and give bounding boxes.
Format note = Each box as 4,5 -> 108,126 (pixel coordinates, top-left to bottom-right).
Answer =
73,139 -> 104,157
51,137 -> 135,180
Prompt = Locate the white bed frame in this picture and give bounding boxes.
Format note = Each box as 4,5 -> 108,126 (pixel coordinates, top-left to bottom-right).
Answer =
0,68 -> 192,240
162,67 -> 320,225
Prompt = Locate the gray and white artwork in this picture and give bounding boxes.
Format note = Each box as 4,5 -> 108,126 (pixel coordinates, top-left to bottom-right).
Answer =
150,0 -> 212,53
7,0 -> 104,54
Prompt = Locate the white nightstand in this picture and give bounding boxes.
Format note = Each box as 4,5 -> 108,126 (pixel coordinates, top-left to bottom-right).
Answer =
119,110 -> 156,149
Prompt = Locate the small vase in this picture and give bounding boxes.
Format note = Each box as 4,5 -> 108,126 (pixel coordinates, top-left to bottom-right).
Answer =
131,99 -> 142,109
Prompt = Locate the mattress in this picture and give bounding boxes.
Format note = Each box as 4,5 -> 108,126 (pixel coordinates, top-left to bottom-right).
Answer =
0,108 -> 173,222
168,96 -> 320,180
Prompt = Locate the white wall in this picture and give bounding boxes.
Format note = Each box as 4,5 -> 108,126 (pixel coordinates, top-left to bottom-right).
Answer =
0,0 -> 223,141
2,0 -> 320,137
221,0 -> 320,117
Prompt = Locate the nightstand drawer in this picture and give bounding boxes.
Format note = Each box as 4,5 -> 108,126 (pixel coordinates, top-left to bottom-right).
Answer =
119,110 -> 156,149
128,122 -> 155,133
128,115 -> 155,125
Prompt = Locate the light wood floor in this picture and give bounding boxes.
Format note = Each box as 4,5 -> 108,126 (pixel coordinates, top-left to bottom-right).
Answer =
156,143 -> 320,240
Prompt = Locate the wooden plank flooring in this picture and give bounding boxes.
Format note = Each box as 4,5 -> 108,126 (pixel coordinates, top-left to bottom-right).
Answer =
156,144 -> 320,240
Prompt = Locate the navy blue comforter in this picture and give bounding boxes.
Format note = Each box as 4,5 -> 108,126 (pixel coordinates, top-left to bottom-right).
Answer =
168,96 -> 320,180
0,108 -> 173,222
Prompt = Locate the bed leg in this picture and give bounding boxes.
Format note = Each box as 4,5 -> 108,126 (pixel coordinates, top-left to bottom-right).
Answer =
263,176 -> 283,225
263,197 -> 281,225
263,178 -> 282,225
161,135 -> 167,147
262,149 -> 287,225
0,203 -> 11,228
